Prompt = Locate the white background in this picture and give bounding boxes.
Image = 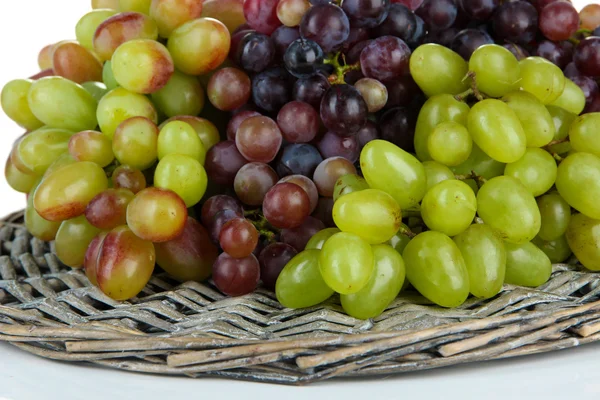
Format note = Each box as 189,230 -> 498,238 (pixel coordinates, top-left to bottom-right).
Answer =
0,1 -> 599,399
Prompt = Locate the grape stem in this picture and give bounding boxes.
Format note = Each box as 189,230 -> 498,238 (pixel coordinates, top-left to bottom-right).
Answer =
464,71 -> 486,101
551,153 -> 564,163
398,224 -> 417,239
455,171 -> 488,188
324,52 -> 361,85
454,88 -> 474,102
544,137 -> 570,148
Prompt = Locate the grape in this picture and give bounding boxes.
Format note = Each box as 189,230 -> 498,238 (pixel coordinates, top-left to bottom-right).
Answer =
492,1 -> 538,45
342,0 -> 390,28
504,148 -> 557,198
570,113 -> 600,158
276,249 -> 334,307
457,0 -> 497,20
571,76 -> 600,107
476,176 -> 541,244
320,84 -> 368,136
299,4 -> 350,53
236,33 -> 276,73
207,68 -> 251,112
219,218 -> 259,258
50,41 -> 103,84
356,121 -> 380,149
361,140 -> 426,209
384,75 -> 421,110
25,184 -> 61,242
258,243 -> 298,290
293,74 -> 330,109
387,224 -> 412,254
83,232 -> 106,285
205,141 -> 248,186
539,1 -> 578,42
112,117 -> 158,170
546,105 -> 576,154
34,162 -> 108,222
226,111 -> 261,141
340,27 -> 370,53
305,228 -> 340,250
1,79 -> 43,130
234,162 -> 278,206
319,232 -> 374,294
284,39 -> 324,79
277,144 -> 323,177
535,40 -> 573,70
85,189 -> 134,230
126,187 -> 188,242
4,158 -> 38,194
200,196 -> 243,228
422,180 -> 476,237
532,235 -> 571,264
317,132 -> 359,163
102,61 -> 119,91
312,197 -> 336,227
37,44 -> 53,70
252,67 -> 293,112
17,128 -> 72,176
393,0 -> 423,10
67,130 -> 113,169
519,57 -> 566,104
271,26 -> 301,58
279,175 -> 319,213
407,14 -> 426,47
277,101 -> 319,143
423,161 -> 455,191
244,0 -> 281,35
151,71 -> 205,118
76,9 -> 118,50
213,253 -> 260,296
537,193 -> 571,242
502,91 -> 554,148
565,213 -> 600,271
503,43 -> 530,61
550,78 -> 586,116
154,154 -> 208,207
158,121 -> 206,163
119,0 -> 151,14
360,36 -> 410,82
155,217 -> 218,282
409,44 -> 469,97
167,18 -> 230,75
201,0 -> 246,34
469,45 -> 520,98
55,215 -> 101,269
332,174 -> 369,202
95,225 -> 155,300
313,157 -> 357,197
97,87 -> 157,139
280,216 -> 326,252
112,165 -> 146,194
149,0 -> 203,38
276,0 -> 311,27
403,231 -> 469,308
580,4 -> 600,30
556,153 -> 600,220
504,241 -> 552,288
235,116 -> 282,163
353,78 -> 388,113
93,12 -> 158,61
208,209 -> 241,243
263,183 -> 311,229
427,121 -> 472,167
415,0 -> 457,31
374,4 -> 416,41
451,29 -> 493,61
451,143 -> 505,183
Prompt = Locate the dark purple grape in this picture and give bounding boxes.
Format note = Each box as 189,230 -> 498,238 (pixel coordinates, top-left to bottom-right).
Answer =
276,144 -> 323,177
415,0 -> 458,31
236,33 -> 275,73
293,74 -> 331,109
209,209 -> 241,243
574,37 -> 600,78
281,216 -> 326,252
229,29 -> 256,60
424,26 -> 459,47
299,4 -> 350,52
309,0 -> 332,4
585,92 -> 600,114
535,40 -> 573,69
571,76 -> 600,106
384,74 -> 421,109
259,242 -> 298,290
503,43 -> 530,61
316,131 -> 360,162
360,36 -> 411,81
213,253 -> 260,297
346,40 -> 373,64
342,0 -> 390,28
311,197 -> 335,227
373,4 -> 417,42
340,27 -> 370,52
201,195 -> 244,229
252,67 -> 293,113
564,62 -> 581,79
263,183 -> 311,229
284,39 -> 324,78
493,1 -> 538,45
356,120 -> 380,149
320,84 -> 368,136
205,141 -> 248,186
379,107 -> 414,152
451,29 -> 493,60
344,69 -> 365,85
406,15 -> 426,48
277,101 -> 320,143
271,26 -> 301,59
457,0 -> 498,21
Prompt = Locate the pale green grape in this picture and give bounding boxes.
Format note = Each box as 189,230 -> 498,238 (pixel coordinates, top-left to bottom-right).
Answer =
360,140 -> 426,210
409,44 -> 469,97
423,161 -> 455,191
453,224 -> 506,299
332,189 -> 401,244
569,113 -> 600,157
18,128 -> 73,175
504,148 -> 557,197
151,70 -> 205,117
75,9 -> 117,50
0,79 -> 43,130
469,44 -> 520,98
341,244 -> 405,320
537,193 -> 571,241
112,116 -> 159,170
519,57 -> 565,104
161,116 -> 221,151
119,0 -> 151,14
467,99 -> 526,163
55,215 -> 102,268
421,180 -> 477,237
81,81 -> 108,102
4,158 -> 38,194
319,232 -> 374,295
305,228 -> 340,250
556,152 -> 600,220
402,231 -> 469,308
154,154 -> 207,207
276,250 -> 334,308
450,144 -> 505,180
387,224 -> 412,255
504,241 -> 552,287
477,176 -> 541,244
502,91 -> 555,148
532,235 -> 572,264
546,105 -> 576,155
158,120 -> 207,163
333,174 -> 369,202
550,78 -> 586,115
566,213 -> 600,271
414,94 -> 470,162
427,121 -> 472,167
43,153 -> 76,178
26,184 -> 61,241
97,87 -> 158,139
103,61 -> 119,91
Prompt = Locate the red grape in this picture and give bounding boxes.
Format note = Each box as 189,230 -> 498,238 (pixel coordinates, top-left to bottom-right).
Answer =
111,165 -> 147,194
200,195 -> 244,228
236,116 -> 283,163
219,218 -> 259,258
213,253 -> 261,296
205,141 -> 248,186
85,189 -> 135,230
226,110 -> 261,141
313,157 -> 357,197
279,175 -> 319,213
277,101 -> 320,143
539,1 -> 579,42
234,162 -> 279,206
207,68 -> 251,111
263,183 -> 311,229
244,0 -> 282,35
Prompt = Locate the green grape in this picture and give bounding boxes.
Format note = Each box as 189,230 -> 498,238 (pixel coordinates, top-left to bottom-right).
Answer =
118,0 -> 151,14
566,213 -> 600,271
545,105 -> 575,154
305,228 -> 340,250
161,116 -> 221,151
151,70 -> 205,117
421,180 -> 477,237
4,158 -> 38,194
319,232 -> 374,295
75,9 -> 117,50
55,215 -> 102,268
469,44 -> 520,98
154,154 -> 207,207
332,189 -> 401,244
423,161 -> 455,191
427,121 -> 472,167
158,121 -> 207,163
467,99 -> 526,163
93,12 -> 159,62
402,231 -> 469,308
414,94 -> 470,162
276,250 -> 334,309
569,113 -> 600,157
34,161 -> 109,222
111,39 -> 175,94
532,235 -> 572,264
477,176 -> 541,244
333,174 -> 369,202
502,91 -> 555,148
150,0 -> 204,38
504,241 -> 552,287
387,224 -> 412,255
18,128 -> 73,175
536,193 -> 571,241
27,77 -> 98,132
453,224 -> 506,299
361,140 -> 426,210
556,152 -> 600,220
409,44 -> 469,97
43,153 -> 76,178
81,81 -> 108,102
1,79 -> 43,130
550,78 -> 585,115
112,116 -> 159,170
341,244 -> 405,320
519,57 -> 565,104
69,130 -> 115,167
102,61 -> 119,91
97,87 -> 158,139
451,143 -> 505,181
504,148 -> 557,197
25,184 -> 61,241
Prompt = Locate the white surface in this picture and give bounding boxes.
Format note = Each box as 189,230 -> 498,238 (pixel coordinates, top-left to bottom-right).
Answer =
0,0 -> 599,399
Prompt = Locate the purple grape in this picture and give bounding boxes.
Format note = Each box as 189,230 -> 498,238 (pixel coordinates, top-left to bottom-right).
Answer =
424,26 -> 459,47
252,67 -> 293,113
311,197 -> 335,227
234,162 -> 279,206
342,0 -> 390,28
284,39 -> 324,78
258,242 -> 298,290
277,101 -> 320,143
373,4 -> 417,42
293,74 -> 331,109
415,0 -> 458,31
281,216 -> 326,252
535,40 -> 573,70
571,76 -> 600,106
379,107 -> 415,152
457,0 -> 498,20
451,29 -> 493,60
236,33 -> 275,73
493,1 -> 538,45
209,209 -> 241,243
309,0 -> 332,4
340,27 -> 370,52
356,121 -> 380,149
564,62 -> 581,79
299,4 -> 350,52
271,26 -> 301,59
503,43 -> 530,61
384,74 -> 421,109
407,15 -> 426,47
320,84 -> 368,136
360,36 -> 411,82
200,195 -> 244,228
276,144 -> 324,177
574,37 -> 600,78
205,141 -> 249,186
316,131 -> 360,162
346,40 -> 373,64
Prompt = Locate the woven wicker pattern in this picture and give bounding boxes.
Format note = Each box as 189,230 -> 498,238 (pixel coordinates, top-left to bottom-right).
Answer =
1,211 -> 600,385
